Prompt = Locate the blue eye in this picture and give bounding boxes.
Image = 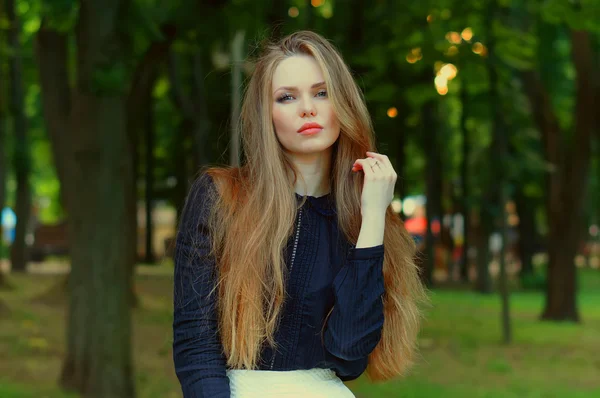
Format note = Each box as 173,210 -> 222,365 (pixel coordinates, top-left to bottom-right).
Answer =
276,94 -> 294,103
316,90 -> 327,97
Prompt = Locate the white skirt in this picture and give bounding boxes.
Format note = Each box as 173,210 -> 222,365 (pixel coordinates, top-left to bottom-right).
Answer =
226,368 -> 356,398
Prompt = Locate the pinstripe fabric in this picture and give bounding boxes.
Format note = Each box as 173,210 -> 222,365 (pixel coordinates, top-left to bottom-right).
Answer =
173,174 -> 385,397
323,245 -> 385,360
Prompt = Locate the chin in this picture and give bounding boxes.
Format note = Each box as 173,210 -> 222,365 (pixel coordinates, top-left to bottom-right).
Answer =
279,132 -> 339,154
294,137 -> 336,152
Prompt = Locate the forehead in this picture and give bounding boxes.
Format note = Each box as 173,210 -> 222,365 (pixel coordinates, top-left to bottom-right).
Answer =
272,55 -> 324,89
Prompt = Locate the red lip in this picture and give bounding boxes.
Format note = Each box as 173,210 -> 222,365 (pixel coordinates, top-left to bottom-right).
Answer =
297,122 -> 323,133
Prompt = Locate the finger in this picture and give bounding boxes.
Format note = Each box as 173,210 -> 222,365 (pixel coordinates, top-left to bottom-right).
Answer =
352,159 -> 364,172
366,151 -> 393,170
365,156 -> 386,176
367,157 -> 380,171
366,151 -> 396,177
352,157 -> 369,171
354,159 -> 375,179
356,158 -> 379,173
353,158 -> 381,173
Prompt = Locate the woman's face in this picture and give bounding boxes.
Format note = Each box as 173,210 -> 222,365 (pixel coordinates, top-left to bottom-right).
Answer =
271,55 -> 341,157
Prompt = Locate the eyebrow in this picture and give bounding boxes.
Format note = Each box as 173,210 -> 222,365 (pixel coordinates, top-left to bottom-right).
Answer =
273,81 -> 326,94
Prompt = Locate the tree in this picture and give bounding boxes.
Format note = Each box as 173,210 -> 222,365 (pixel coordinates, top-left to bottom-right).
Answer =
423,98 -> 440,288
458,80 -> 471,282
6,0 -> 31,273
486,0 -> 511,343
524,26 -> 596,321
0,0 -> 7,278
36,0 -> 136,395
127,23 -> 177,268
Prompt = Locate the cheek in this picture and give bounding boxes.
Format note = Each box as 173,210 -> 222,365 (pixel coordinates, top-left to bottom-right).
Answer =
326,107 -> 341,136
272,106 -> 293,133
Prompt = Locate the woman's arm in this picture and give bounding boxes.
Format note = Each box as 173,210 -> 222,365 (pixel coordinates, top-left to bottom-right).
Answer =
173,174 -> 231,398
322,241 -> 385,364
324,151 -> 394,366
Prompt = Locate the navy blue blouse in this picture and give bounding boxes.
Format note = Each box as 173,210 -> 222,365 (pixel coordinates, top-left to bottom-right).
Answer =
173,174 -> 385,398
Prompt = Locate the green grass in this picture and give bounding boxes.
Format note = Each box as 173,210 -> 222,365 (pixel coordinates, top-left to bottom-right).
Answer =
0,379 -> 78,398
349,269 -> 600,398
1,266 -> 599,397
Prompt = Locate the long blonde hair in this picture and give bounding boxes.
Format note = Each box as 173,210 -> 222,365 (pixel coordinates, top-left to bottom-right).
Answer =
198,30 -> 427,381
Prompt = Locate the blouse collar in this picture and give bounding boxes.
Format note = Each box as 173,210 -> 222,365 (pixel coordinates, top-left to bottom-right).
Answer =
294,192 -> 336,217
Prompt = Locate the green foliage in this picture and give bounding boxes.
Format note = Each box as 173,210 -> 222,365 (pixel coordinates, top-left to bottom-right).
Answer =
495,21 -> 537,70
89,61 -> 129,95
39,0 -> 78,32
540,0 -> 600,32
1,0 -> 595,257
128,0 -> 165,42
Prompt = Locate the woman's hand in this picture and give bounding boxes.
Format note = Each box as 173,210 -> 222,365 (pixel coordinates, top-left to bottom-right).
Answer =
352,151 -> 397,218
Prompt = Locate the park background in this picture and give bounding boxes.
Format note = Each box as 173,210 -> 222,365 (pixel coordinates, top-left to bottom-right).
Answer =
0,0 -> 599,397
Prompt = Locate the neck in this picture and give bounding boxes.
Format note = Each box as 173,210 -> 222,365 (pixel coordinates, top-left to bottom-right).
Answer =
286,147 -> 332,197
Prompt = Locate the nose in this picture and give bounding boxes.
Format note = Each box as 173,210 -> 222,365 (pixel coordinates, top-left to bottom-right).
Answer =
299,96 -> 317,118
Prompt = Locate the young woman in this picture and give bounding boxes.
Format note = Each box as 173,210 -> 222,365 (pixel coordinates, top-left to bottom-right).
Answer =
173,30 -> 427,398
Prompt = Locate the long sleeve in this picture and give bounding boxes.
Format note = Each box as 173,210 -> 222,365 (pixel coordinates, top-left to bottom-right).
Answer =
323,244 -> 385,363
172,174 -> 231,398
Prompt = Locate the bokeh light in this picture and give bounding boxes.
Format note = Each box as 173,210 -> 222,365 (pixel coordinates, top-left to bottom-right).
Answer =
387,107 -> 398,118
434,74 -> 448,95
461,27 -> 473,41
434,61 -> 445,73
440,63 -> 458,80
402,197 -> 417,217
434,75 -> 447,88
288,7 -> 299,18
446,45 -> 459,56
391,198 -> 402,214
406,47 -> 422,64
446,32 -> 462,44
472,42 -> 488,56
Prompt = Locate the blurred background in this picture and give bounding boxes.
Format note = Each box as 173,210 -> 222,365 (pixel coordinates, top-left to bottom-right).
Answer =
0,0 -> 599,397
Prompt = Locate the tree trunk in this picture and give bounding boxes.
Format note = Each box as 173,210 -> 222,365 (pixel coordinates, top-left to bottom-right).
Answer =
36,1 -> 135,395
0,119 -> 5,282
60,93 -> 134,396
267,0 -> 291,40
126,23 -> 176,297
172,119 -> 189,221
486,0 -> 511,343
459,81 -> 471,282
144,83 -> 156,264
7,0 -> 31,273
423,100 -> 440,287
304,0 -> 313,29
395,116 -> 407,205
475,206 -> 493,294
0,21 -> 7,273
524,30 -> 595,322
514,188 -> 536,279
168,47 -> 212,173
230,30 -> 245,167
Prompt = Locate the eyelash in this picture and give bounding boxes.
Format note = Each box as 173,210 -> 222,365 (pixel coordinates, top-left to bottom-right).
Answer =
276,90 -> 328,103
